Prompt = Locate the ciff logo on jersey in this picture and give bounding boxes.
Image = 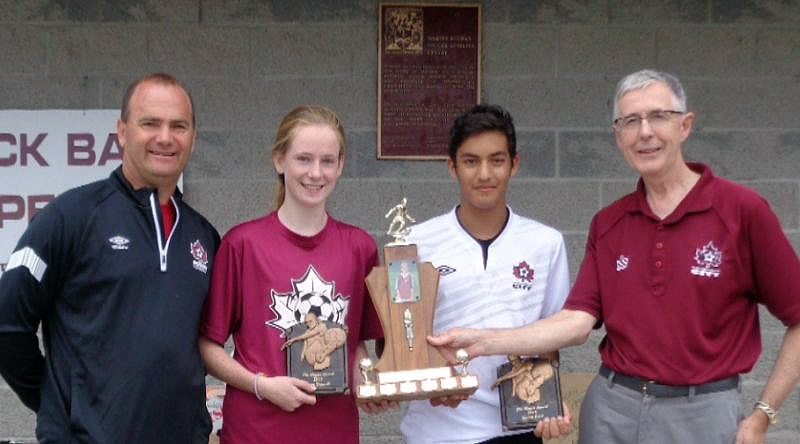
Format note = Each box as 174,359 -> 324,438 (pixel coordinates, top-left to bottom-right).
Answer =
268,265 -> 349,336
512,261 -> 535,290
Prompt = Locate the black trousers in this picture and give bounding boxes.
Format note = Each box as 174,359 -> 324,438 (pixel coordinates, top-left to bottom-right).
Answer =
476,432 -> 543,444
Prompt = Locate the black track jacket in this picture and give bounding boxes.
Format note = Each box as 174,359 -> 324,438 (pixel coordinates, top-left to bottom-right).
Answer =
0,167 -> 220,443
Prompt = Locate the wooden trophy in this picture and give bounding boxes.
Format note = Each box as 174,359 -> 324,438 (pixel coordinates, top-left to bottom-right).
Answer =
356,198 -> 479,403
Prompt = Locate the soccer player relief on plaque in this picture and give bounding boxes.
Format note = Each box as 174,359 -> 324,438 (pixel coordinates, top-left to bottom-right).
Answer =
284,312 -> 349,394
494,357 -> 564,431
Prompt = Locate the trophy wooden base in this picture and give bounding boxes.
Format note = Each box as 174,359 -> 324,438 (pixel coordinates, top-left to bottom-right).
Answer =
356,366 -> 478,404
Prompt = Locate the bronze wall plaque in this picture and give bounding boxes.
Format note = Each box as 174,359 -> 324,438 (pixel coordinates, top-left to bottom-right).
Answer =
495,357 -> 564,431
378,3 -> 481,159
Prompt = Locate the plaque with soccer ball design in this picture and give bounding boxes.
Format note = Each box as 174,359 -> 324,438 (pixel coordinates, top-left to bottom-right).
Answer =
356,199 -> 479,403
495,357 -> 563,431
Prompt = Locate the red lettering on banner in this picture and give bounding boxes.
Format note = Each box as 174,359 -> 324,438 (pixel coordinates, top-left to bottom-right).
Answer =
28,195 -> 55,221
0,195 -> 25,228
99,133 -> 123,165
0,134 -> 18,166
67,133 -> 122,166
67,133 -> 96,166
0,133 -> 49,166
20,133 -> 48,166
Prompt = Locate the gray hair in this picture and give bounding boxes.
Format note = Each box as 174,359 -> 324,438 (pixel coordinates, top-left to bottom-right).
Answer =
612,69 -> 687,120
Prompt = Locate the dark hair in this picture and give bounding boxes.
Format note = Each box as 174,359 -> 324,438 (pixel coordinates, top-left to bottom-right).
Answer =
120,73 -> 196,126
448,104 -> 516,161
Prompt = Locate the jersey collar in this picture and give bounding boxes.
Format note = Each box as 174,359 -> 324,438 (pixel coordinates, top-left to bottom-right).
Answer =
110,166 -> 183,207
448,205 -> 516,247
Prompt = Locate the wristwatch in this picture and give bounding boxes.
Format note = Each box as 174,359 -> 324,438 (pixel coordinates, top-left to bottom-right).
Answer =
754,401 -> 779,425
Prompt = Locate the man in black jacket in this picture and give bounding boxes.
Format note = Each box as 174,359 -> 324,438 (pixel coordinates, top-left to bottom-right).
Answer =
0,73 -> 220,443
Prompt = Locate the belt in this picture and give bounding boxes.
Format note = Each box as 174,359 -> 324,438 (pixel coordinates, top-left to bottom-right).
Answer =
599,365 -> 739,398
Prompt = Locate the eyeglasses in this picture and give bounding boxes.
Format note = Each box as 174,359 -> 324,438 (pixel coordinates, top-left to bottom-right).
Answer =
613,110 -> 685,133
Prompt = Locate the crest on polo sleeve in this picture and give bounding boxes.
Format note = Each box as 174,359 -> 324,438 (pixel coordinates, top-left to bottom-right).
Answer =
690,241 -> 722,278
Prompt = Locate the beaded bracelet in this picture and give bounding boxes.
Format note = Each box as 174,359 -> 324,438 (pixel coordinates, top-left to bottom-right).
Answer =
254,372 -> 266,401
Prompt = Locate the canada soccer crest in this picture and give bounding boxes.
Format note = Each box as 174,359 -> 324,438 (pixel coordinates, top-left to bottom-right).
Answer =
190,240 -> 208,273
267,265 -> 349,336
512,261 -> 535,290
690,241 -> 722,278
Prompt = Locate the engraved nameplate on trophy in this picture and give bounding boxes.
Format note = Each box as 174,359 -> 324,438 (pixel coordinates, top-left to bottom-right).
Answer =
356,199 -> 479,403
494,357 -> 563,431
284,313 -> 349,394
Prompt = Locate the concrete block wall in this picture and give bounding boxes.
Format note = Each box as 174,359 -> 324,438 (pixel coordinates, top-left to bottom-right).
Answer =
1,0 -> 798,442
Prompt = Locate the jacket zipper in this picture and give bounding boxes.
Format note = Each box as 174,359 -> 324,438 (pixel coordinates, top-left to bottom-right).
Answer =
148,193 -> 181,272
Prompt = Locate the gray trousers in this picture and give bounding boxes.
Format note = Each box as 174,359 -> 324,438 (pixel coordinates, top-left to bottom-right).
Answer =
578,373 -> 743,444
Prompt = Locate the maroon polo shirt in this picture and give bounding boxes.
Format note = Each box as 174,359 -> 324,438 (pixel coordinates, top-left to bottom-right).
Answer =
566,163 -> 800,385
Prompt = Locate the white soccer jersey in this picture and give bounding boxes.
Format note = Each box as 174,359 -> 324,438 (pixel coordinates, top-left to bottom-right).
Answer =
400,207 -> 570,444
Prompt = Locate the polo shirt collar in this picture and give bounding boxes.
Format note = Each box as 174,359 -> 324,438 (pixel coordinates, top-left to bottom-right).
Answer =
628,162 -> 715,224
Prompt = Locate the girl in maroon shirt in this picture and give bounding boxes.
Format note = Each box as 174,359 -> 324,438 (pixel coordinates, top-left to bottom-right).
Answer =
198,106 -> 385,444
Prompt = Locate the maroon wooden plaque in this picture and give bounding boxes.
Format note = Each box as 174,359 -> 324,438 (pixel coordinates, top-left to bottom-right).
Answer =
378,3 -> 481,159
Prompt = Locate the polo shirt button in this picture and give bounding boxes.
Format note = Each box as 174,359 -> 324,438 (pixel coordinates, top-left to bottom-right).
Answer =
656,225 -> 664,231
655,260 -> 662,268
655,242 -> 663,249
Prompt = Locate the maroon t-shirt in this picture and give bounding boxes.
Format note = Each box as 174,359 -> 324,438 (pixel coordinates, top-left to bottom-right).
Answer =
566,163 -> 800,385
201,212 -> 382,444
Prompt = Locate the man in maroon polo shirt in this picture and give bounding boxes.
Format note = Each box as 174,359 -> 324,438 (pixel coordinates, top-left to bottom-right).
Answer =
427,69 -> 800,444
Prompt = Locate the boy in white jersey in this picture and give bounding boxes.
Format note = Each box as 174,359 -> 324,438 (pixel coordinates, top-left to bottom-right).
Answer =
400,105 -> 572,444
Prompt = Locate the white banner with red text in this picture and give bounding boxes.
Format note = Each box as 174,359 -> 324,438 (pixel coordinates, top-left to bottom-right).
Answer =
0,110 -> 123,278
